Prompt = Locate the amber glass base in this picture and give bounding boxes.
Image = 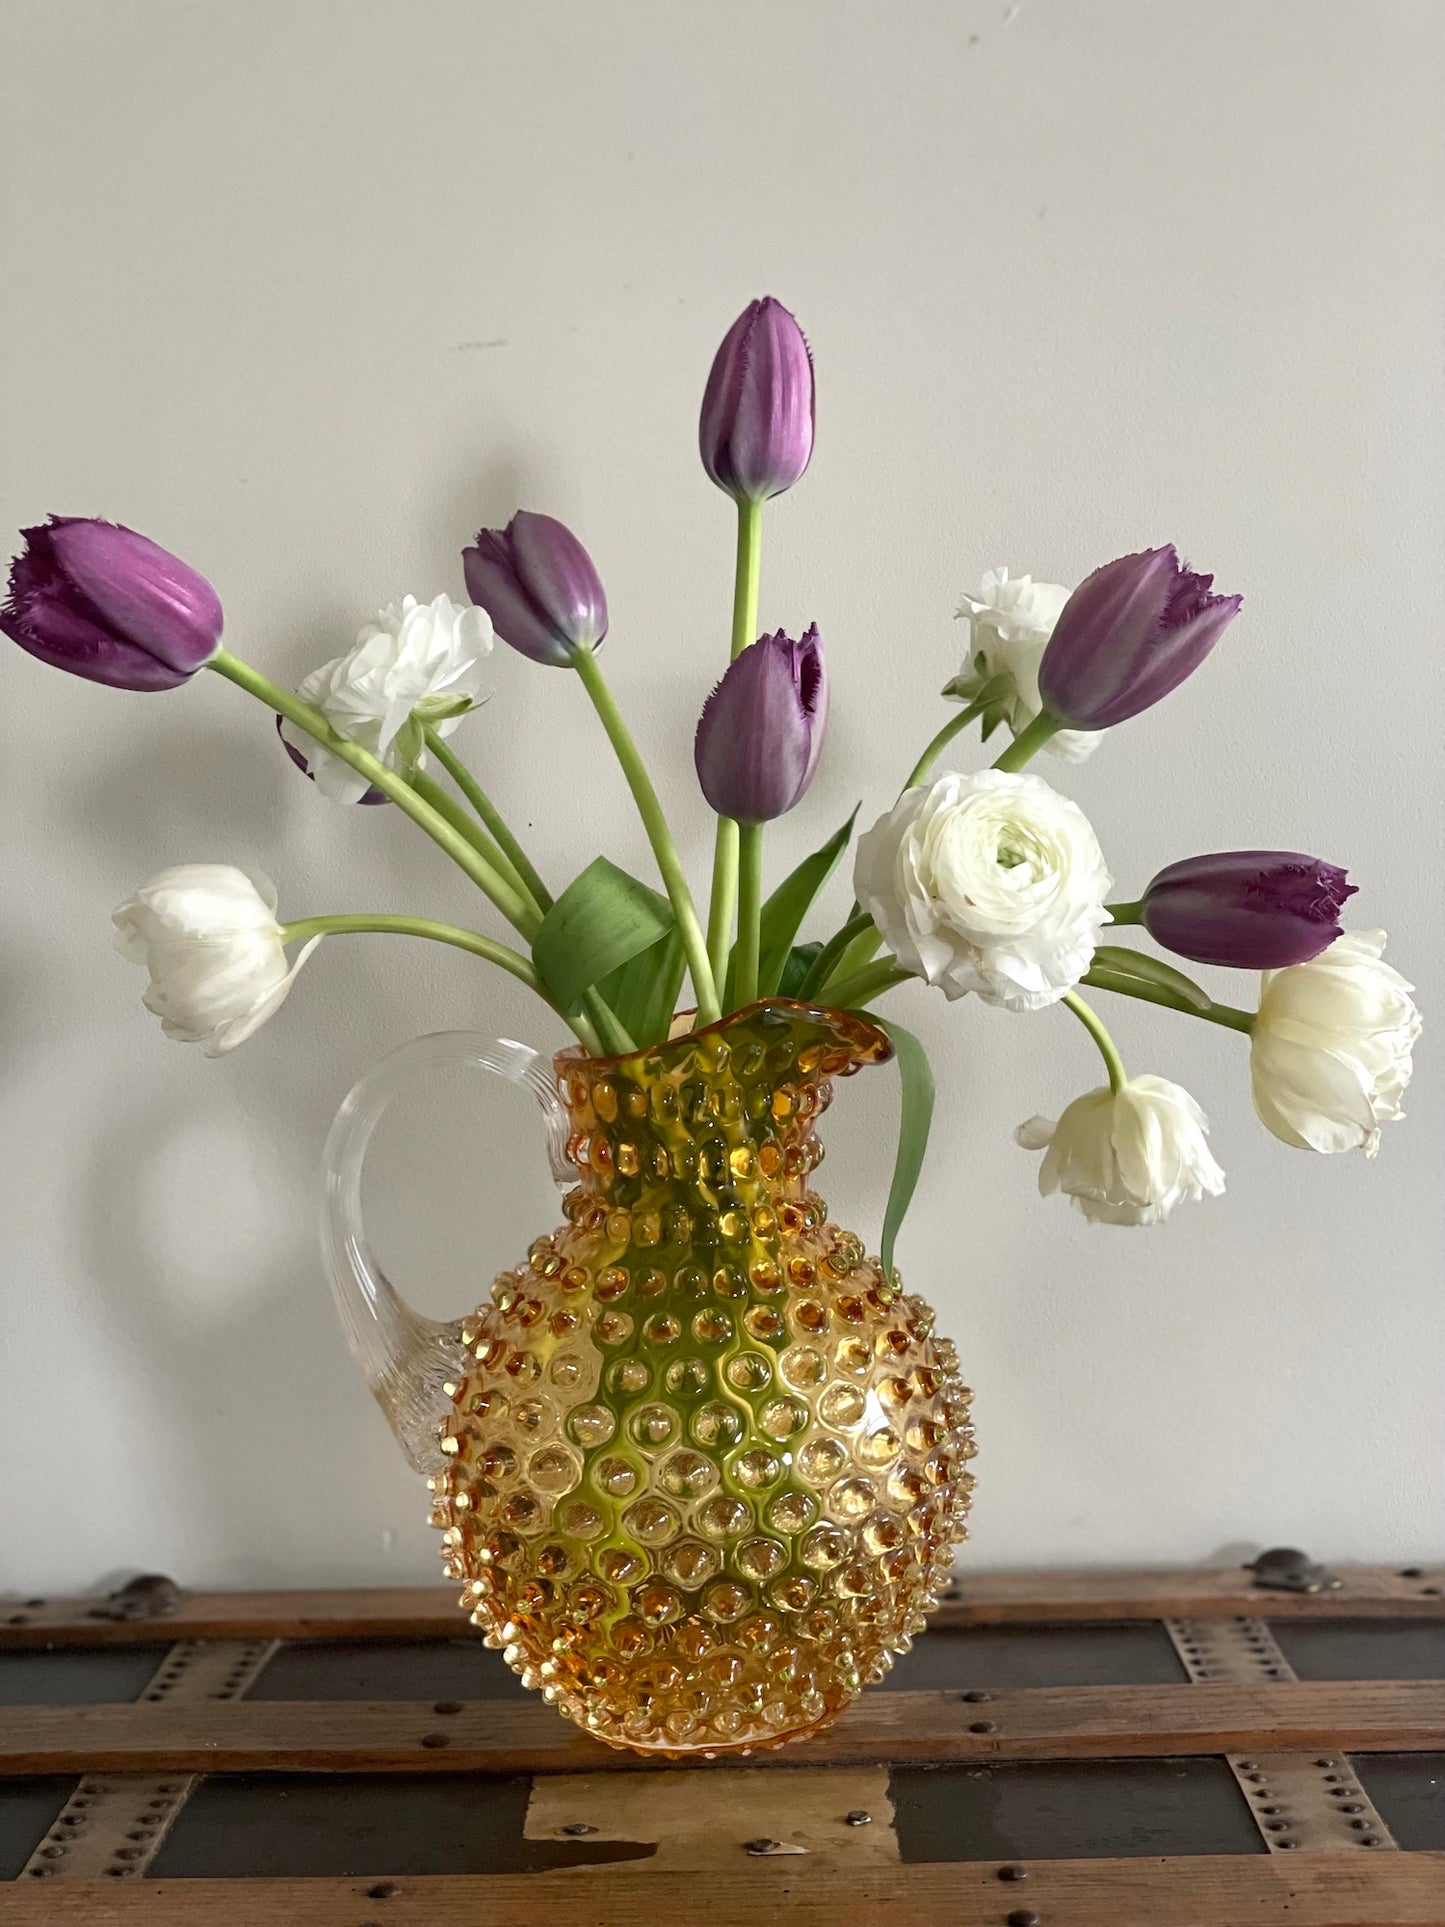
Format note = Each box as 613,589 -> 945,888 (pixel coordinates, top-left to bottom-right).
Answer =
429,1000 -> 975,1756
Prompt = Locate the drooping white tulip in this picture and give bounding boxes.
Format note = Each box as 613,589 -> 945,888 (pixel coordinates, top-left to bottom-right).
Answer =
112,865 -> 318,1055
1017,1075 -> 1225,1225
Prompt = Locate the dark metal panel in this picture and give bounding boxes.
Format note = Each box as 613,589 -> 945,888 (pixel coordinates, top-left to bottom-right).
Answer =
249,1638 -> 529,1703
890,1759 -> 1268,1862
0,1646 -> 175,1707
1356,1754 -> 1445,1852
1272,1620 -> 1445,1682
883,1623 -> 1190,1692
0,1778 -> 76,1880
147,1774 -> 652,1879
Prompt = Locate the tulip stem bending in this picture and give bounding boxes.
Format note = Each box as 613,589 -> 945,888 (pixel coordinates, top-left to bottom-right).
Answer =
800,909 -> 876,1000
735,822 -> 763,1007
1082,966 -> 1255,1034
706,498 -> 765,990
991,710 -> 1060,772
422,725 -> 554,914
904,693 -> 992,790
278,913 -> 601,1053
1062,991 -> 1127,1094
408,772 -> 539,919
208,650 -> 543,938
570,644 -> 721,1027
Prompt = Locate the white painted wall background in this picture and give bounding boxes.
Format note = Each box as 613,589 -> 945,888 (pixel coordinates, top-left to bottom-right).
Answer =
2,0 -> 1441,1594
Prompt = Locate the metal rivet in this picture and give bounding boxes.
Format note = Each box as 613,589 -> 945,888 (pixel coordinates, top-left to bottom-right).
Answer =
1339,1803 -> 1364,1814
844,1809 -> 872,1826
1363,1835 -> 1383,1846
1400,1566 -> 1423,1579
366,1882 -> 400,1899
561,1823 -> 596,1837
1277,1838 -> 1297,1850
1424,1587 -> 1441,1596
419,1732 -> 450,1749
433,1700 -> 463,1715
998,1863 -> 1029,1881
745,1838 -> 782,1855
1315,1758 -> 1337,1769
1237,1760 -> 1258,1770
969,1720 -> 997,1734
962,1689 -> 991,1703
1007,1913 -> 1041,1927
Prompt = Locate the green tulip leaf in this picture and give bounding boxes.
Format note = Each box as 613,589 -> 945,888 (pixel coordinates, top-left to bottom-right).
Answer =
1090,944 -> 1211,1011
752,806 -> 859,999
533,857 -> 674,1016
602,928 -> 686,1049
777,941 -> 825,1000
875,1015 -> 935,1280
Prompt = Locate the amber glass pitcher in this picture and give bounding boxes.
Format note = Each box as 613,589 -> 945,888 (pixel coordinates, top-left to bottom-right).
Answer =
323,999 -> 975,1756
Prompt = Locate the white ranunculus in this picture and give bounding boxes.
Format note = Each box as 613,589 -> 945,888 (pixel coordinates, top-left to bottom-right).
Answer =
1251,930 -> 1421,1156
1017,1075 -> 1225,1225
281,594 -> 493,804
949,569 -> 1102,763
113,865 -> 319,1056
854,769 -> 1113,1010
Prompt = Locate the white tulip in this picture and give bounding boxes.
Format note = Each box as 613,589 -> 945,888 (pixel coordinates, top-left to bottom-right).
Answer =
281,594 -> 493,804
113,865 -> 319,1056
854,769 -> 1113,1010
1017,1075 -> 1225,1225
949,569 -> 1102,763
1251,930 -> 1421,1155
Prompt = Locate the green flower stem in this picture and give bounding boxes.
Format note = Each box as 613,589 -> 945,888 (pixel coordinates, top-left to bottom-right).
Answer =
824,958 -> 914,1009
582,992 -> 637,1057
735,821 -> 764,1007
1082,966 -> 1256,1035
208,650 -> 539,938
570,644 -> 721,1026
818,923 -> 890,1001
278,913 -> 601,1053
1103,899 -> 1144,925
409,772 -> 539,922
903,694 -> 989,790
991,709 -> 1061,772
705,497 -> 765,990
422,725 -> 554,914
800,909 -> 876,1000
1062,990 -> 1127,1094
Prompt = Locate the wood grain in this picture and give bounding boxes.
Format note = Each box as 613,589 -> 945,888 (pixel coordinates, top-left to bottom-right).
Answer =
5,1565 -> 1442,1647
2,1857 -> 1443,1926
5,1680 -> 1443,1777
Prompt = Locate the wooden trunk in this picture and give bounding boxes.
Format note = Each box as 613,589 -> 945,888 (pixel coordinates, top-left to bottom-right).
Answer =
2,1560 -> 1442,1924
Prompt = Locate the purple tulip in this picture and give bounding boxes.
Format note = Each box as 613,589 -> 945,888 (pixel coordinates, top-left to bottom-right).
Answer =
2,517 -> 222,691
1139,851 -> 1356,969
1037,545 -> 1241,730
699,297 -> 815,503
462,511 -> 607,666
695,625 -> 828,822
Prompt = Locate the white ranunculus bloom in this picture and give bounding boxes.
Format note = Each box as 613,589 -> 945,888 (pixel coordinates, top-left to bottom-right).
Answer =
1251,930 -> 1421,1156
949,569 -> 1102,763
854,769 -> 1113,1010
281,594 -> 493,804
113,865 -> 319,1056
1017,1075 -> 1225,1225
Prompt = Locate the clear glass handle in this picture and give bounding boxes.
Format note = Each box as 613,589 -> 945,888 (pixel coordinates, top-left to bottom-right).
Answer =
321,1031 -> 571,1472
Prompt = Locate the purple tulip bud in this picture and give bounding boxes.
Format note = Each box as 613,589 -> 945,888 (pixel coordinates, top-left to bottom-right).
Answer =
695,625 -> 828,822
462,511 -> 607,666
1140,850 -> 1356,969
1037,545 -> 1241,730
699,297 -> 815,504
2,516 -> 223,691
275,715 -> 387,804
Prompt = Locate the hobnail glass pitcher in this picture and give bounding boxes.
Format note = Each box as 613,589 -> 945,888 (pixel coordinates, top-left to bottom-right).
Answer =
324,997 -> 975,1756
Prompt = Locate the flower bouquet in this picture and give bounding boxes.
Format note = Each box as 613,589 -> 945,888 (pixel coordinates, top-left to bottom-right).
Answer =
4,297 -> 1420,1755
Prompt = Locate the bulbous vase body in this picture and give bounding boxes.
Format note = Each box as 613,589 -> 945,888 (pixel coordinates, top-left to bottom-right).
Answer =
418,1002 -> 975,1756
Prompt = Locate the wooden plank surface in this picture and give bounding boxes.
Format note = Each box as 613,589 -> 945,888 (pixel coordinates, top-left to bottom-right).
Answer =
5,1565 -> 1442,1647
5,1680 -> 1444,1776
2,1857 -> 1443,1927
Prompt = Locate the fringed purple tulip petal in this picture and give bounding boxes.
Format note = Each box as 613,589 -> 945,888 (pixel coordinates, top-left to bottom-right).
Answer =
1141,850 -> 1356,969
699,298 -> 815,503
1038,544 -> 1241,729
462,511 -> 607,665
695,625 -> 828,821
2,517 -> 222,690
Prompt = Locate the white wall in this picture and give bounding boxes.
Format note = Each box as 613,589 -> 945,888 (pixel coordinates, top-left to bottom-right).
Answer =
2,0 -> 1441,1594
